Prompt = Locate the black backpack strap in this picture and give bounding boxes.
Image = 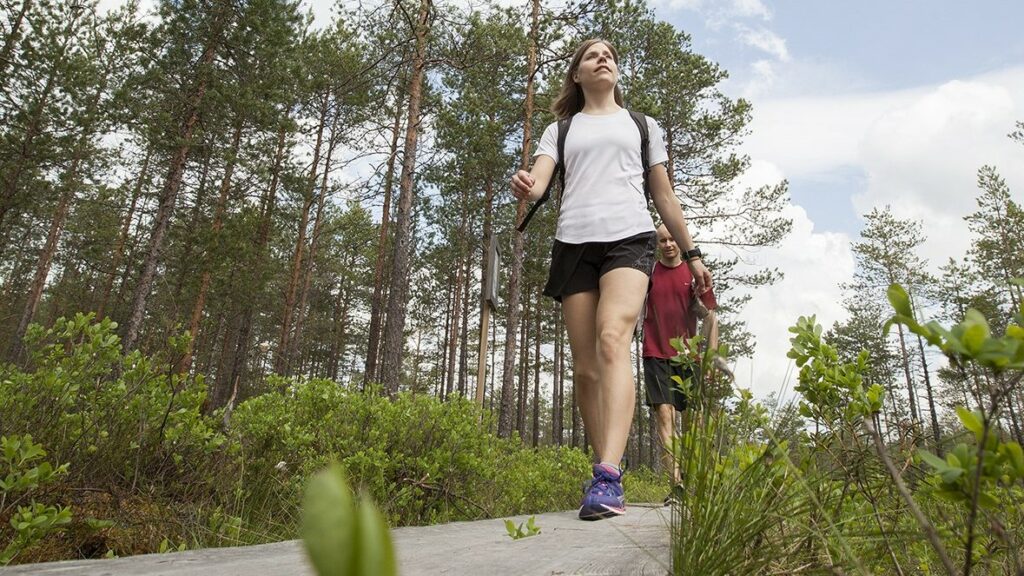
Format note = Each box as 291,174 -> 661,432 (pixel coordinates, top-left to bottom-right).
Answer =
516,115 -> 574,232
627,110 -> 651,203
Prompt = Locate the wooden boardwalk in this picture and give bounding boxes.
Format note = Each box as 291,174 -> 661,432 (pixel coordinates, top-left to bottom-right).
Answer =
2,504 -> 672,576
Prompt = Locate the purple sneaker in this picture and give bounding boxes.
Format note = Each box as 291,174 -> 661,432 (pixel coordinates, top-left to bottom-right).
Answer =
578,463 -> 625,520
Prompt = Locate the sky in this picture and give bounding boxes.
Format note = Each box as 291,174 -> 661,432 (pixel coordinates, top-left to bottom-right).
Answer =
647,0 -> 1024,400
99,0 -> 1024,402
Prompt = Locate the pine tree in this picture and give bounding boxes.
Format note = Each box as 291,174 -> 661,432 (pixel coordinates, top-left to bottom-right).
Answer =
380,0 -> 434,396
121,0 -> 236,352
850,207 -> 941,441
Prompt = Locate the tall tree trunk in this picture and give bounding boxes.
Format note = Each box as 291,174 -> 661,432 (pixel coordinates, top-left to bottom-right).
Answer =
98,148 -> 151,319
553,319 -> 564,446
439,290 -> 452,399
380,0 -> 432,396
517,297 -> 530,441
894,323 -> 920,424
212,269 -> 241,397
364,100 -> 403,385
200,308 -> 226,376
328,276 -> 351,380
8,51 -> 107,353
458,260 -> 470,397
173,150 -> 213,302
532,306 -> 541,447
122,9 -> 226,352
180,120 -> 243,373
292,188 -> 326,373
276,93 -> 329,374
220,122 -> 288,411
445,251 -> 464,399
499,0 -> 540,437
8,137 -> 88,360
292,105 -> 343,369
915,333 -> 940,446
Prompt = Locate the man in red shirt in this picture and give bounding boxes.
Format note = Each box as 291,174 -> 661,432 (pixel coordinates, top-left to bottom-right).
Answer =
642,224 -> 719,495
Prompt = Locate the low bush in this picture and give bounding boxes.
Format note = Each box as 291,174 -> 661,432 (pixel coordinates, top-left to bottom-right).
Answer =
228,379 -> 589,534
0,314 -> 593,562
665,284 -> 1024,575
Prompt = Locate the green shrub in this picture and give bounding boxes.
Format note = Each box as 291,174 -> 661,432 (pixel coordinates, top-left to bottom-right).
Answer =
0,435 -> 71,565
228,379 -> 589,533
0,314 -> 227,492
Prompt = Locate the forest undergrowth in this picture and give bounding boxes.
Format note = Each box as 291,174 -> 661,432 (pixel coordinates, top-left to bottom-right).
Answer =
2,281 -> 1022,574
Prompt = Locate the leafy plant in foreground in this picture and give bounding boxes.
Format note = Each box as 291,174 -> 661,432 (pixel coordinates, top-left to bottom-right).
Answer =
0,435 -> 71,565
886,283 -> 1024,575
504,515 -> 540,540
302,464 -> 396,576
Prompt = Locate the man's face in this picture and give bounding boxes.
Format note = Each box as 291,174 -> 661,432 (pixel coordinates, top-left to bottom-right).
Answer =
657,226 -> 678,260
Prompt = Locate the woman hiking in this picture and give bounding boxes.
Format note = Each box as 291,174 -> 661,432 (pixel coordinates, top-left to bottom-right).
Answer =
511,38 -> 712,520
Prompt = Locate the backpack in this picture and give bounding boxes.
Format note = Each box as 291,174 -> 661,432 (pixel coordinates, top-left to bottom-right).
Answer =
516,109 -> 652,232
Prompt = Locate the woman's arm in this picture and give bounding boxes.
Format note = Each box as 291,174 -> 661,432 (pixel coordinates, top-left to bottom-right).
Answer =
648,163 -> 712,293
511,155 -> 556,202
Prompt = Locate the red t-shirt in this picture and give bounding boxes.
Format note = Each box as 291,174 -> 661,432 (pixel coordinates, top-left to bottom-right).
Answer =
642,261 -> 718,359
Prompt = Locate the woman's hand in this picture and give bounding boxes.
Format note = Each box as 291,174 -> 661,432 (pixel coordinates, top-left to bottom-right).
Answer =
687,258 -> 713,295
511,169 -> 537,202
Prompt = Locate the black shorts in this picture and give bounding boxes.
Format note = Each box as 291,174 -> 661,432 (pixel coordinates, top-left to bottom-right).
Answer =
542,231 -> 656,302
643,357 -> 696,411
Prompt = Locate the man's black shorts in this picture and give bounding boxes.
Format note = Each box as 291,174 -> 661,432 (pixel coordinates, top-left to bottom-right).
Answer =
643,357 -> 695,411
542,231 -> 656,302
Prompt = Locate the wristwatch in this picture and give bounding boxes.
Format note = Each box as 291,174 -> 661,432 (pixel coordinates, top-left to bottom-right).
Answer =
682,246 -> 702,261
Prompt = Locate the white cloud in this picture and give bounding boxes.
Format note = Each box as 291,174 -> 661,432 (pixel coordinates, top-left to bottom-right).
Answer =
728,66 -> 1024,399
730,0 -> 772,20
659,0 -> 707,10
719,161 -> 855,399
656,0 -> 771,29
854,75 -> 1024,264
737,26 -> 789,61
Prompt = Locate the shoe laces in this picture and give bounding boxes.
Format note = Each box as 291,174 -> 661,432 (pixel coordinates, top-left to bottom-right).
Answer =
592,478 -> 612,495
591,468 -> 620,496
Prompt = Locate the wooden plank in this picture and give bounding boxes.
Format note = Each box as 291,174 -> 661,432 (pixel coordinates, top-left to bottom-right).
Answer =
0,505 -> 671,576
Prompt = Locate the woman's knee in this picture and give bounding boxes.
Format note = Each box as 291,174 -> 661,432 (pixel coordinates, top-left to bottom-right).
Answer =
596,326 -> 631,362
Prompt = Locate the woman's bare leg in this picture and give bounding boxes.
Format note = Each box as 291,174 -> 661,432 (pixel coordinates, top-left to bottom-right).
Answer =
593,267 -> 649,464
562,290 -> 602,458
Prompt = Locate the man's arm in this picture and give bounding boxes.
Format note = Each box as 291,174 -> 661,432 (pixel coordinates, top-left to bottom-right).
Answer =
648,164 -> 712,294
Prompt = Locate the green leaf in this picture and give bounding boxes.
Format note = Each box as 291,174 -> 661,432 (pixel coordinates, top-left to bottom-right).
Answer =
918,450 -> 949,471
302,465 -> 355,576
977,490 -> 999,509
887,284 -> 913,317
939,468 -> 964,484
956,407 -> 984,440
525,516 -> 540,535
354,498 -> 396,576
1003,442 -> 1024,477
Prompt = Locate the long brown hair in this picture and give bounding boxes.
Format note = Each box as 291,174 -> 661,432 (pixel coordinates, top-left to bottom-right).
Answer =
551,38 -> 625,119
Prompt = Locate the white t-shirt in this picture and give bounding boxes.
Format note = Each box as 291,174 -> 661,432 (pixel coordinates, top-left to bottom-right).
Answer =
534,109 -> 669,244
